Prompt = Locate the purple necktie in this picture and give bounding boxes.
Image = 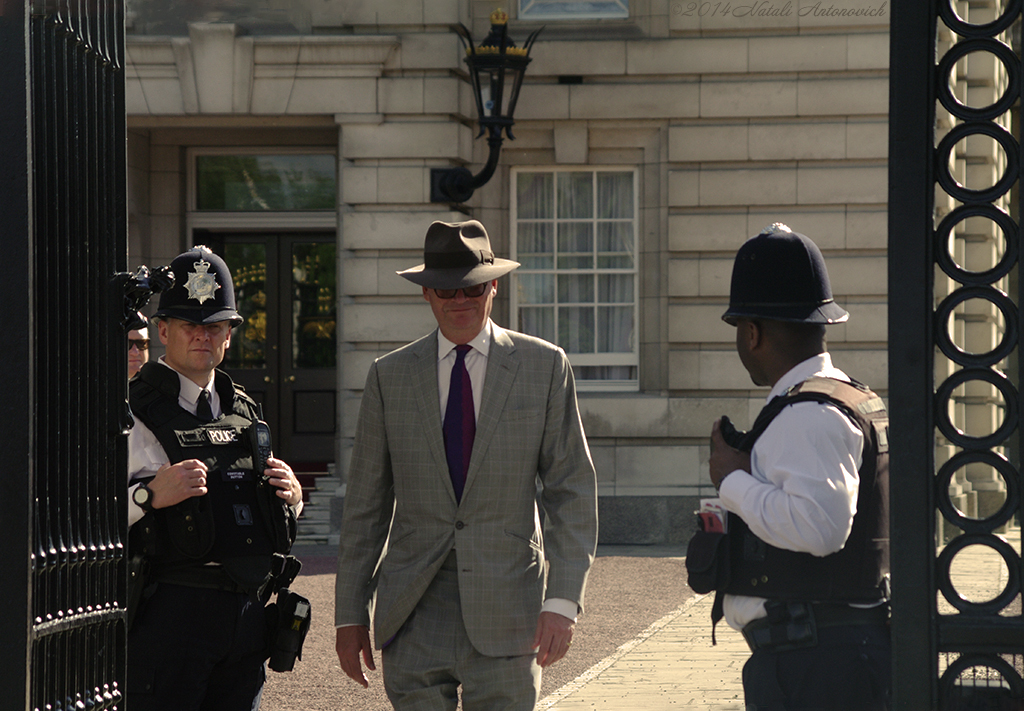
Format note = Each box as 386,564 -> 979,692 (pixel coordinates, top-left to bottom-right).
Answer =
443,344 -> 475,502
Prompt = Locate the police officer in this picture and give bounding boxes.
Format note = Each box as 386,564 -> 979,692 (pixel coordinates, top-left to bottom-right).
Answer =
127,246 -> 303,711
128,312 -> 150,380
708,224 -> 890,710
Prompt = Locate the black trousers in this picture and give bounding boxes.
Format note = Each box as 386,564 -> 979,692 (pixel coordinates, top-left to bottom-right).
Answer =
742,624 -> 891,711
128,582 -> 268,711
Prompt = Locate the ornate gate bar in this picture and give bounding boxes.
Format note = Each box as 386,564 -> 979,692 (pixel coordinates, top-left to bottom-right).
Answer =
0,0 -> 128,708
890,1 -> 1024,708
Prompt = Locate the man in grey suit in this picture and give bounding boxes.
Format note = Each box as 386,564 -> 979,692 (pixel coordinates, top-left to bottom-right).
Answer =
335,219 -> 599,710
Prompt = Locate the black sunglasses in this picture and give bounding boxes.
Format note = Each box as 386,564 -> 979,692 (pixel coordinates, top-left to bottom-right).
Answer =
433,283 -> 489,300
129,338 -> 150,351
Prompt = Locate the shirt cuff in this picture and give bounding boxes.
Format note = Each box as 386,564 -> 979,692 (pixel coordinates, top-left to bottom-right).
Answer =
542,597 -> 579,622
717,468 -> 755,515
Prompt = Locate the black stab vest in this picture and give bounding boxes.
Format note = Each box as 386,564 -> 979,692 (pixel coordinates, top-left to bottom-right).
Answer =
723,377 -> 890,602
129,362 -> 296,592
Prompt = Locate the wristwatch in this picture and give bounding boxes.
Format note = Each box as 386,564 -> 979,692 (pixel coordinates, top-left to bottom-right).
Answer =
132,482 -> 155,512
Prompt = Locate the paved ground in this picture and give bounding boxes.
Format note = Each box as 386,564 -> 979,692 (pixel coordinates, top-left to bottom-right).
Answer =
260,528 -> 1020,710
259,545 -> 718,711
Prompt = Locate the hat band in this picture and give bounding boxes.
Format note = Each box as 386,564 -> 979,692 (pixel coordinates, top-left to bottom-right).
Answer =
424,250 -> 494,269
729,298 -> 835,308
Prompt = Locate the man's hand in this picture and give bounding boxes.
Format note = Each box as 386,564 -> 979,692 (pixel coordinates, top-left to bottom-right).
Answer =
265,456 -> 302,506
533,611 -> 575,668
710,418 -> 751,489
336,625 -> 376,688
147,459 -> 208,509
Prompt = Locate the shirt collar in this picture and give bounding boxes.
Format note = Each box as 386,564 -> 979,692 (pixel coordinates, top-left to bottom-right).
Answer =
437,320 -> 492,362
157,356 -> 215,407
767,352 -> 848,402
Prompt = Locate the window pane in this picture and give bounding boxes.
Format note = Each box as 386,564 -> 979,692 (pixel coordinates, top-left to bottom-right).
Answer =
597,172 -> 633,218
557,172 -> 593,219
517,274 -> 554,305
517,173 -> 554,219
598,306 -> 633,353
599,274 -> 633,303
520,0 -> 629,20
597,222 -> 635,268
559,306 -> 595,353
576,365 -> 637,381
222,243 -> 267,369
520,307 -> 555,343
518,222 -> 554,269
558,255 -> 593,269
292,242 -> 337,369
558,222 -> 593,269
196,154 -> 336,211
559,274 -> 595,304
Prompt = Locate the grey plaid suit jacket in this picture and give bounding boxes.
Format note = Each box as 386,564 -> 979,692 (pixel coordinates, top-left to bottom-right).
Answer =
335,322 -> 598,657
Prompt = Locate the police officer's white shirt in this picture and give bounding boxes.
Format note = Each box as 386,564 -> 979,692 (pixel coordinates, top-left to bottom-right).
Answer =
127,358 -> 302,527
717,353 -> 865,630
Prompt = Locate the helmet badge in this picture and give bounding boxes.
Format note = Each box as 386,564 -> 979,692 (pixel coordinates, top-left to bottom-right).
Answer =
184,257 -> 221,304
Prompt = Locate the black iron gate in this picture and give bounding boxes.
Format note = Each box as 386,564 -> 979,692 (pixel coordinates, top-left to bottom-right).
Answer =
0,0 -> 128,708
890,1 -> 1024,708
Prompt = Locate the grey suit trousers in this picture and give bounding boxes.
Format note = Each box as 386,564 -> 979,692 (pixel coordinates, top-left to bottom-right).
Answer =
381,552 -> 541,711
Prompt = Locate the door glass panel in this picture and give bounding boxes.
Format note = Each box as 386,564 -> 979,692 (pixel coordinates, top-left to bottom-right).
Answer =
222,243 -> 268,369
292,242 -> 337,368
196,154 -> 336,211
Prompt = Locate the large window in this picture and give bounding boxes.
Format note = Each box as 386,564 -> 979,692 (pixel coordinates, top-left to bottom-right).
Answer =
519,0 -> 629,20
512,169 -> 638,390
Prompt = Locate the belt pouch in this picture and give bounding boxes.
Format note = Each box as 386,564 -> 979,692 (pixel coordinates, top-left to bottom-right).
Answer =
686,529 -> 729,594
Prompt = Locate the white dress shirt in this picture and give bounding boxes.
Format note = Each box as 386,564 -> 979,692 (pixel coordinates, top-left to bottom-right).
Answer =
717,353 -> 865,629
436,324 -> 489,424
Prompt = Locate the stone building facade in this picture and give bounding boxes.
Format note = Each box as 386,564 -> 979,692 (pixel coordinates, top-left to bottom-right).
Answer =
125,0 -> 991,546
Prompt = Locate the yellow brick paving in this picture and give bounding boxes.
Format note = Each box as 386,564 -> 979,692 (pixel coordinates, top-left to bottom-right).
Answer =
540,528 -> 1021,711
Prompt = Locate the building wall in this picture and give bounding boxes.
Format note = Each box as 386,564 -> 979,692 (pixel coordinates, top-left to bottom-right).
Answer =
125,0 -> 895,544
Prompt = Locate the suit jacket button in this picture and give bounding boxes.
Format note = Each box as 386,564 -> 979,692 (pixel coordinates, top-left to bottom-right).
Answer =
455,521 -> 465,530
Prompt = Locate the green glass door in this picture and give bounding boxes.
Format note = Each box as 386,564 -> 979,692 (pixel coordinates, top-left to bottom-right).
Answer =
203,232 -> 337,469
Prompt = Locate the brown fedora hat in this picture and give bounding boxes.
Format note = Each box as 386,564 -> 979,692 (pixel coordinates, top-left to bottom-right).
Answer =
397,220 -> 520,290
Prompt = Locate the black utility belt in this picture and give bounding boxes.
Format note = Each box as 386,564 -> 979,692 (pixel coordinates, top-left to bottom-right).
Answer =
154,564 -> 247,594
741,600 -> 889,653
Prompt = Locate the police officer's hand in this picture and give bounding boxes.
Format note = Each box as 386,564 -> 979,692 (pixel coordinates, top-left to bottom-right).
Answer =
336,625 -> 375,688
149,459 -> 208,508
710,418 -> 751,490
533,611 -> 575,668
265,457 -> 302,507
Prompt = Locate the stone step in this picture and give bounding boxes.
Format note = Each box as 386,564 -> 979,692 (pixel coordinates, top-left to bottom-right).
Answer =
294,470 -> 335,504
294,532 -> 339,547
293,470 -> 341,548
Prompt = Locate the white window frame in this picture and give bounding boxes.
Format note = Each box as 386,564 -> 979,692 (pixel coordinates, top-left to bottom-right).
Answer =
510,166 -> 639,393
518,0 -> 629,21
186,147 -> 338,233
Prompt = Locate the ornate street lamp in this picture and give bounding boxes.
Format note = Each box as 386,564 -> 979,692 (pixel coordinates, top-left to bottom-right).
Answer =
430,10 -> 542,203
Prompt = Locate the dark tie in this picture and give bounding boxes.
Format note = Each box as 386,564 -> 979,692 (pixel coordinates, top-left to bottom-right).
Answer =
196,389 -> 214,422
443,345 -> 475,502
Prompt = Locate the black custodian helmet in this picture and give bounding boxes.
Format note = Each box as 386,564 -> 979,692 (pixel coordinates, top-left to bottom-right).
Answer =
722,223 -> 849,326
154,246 -> 243,326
